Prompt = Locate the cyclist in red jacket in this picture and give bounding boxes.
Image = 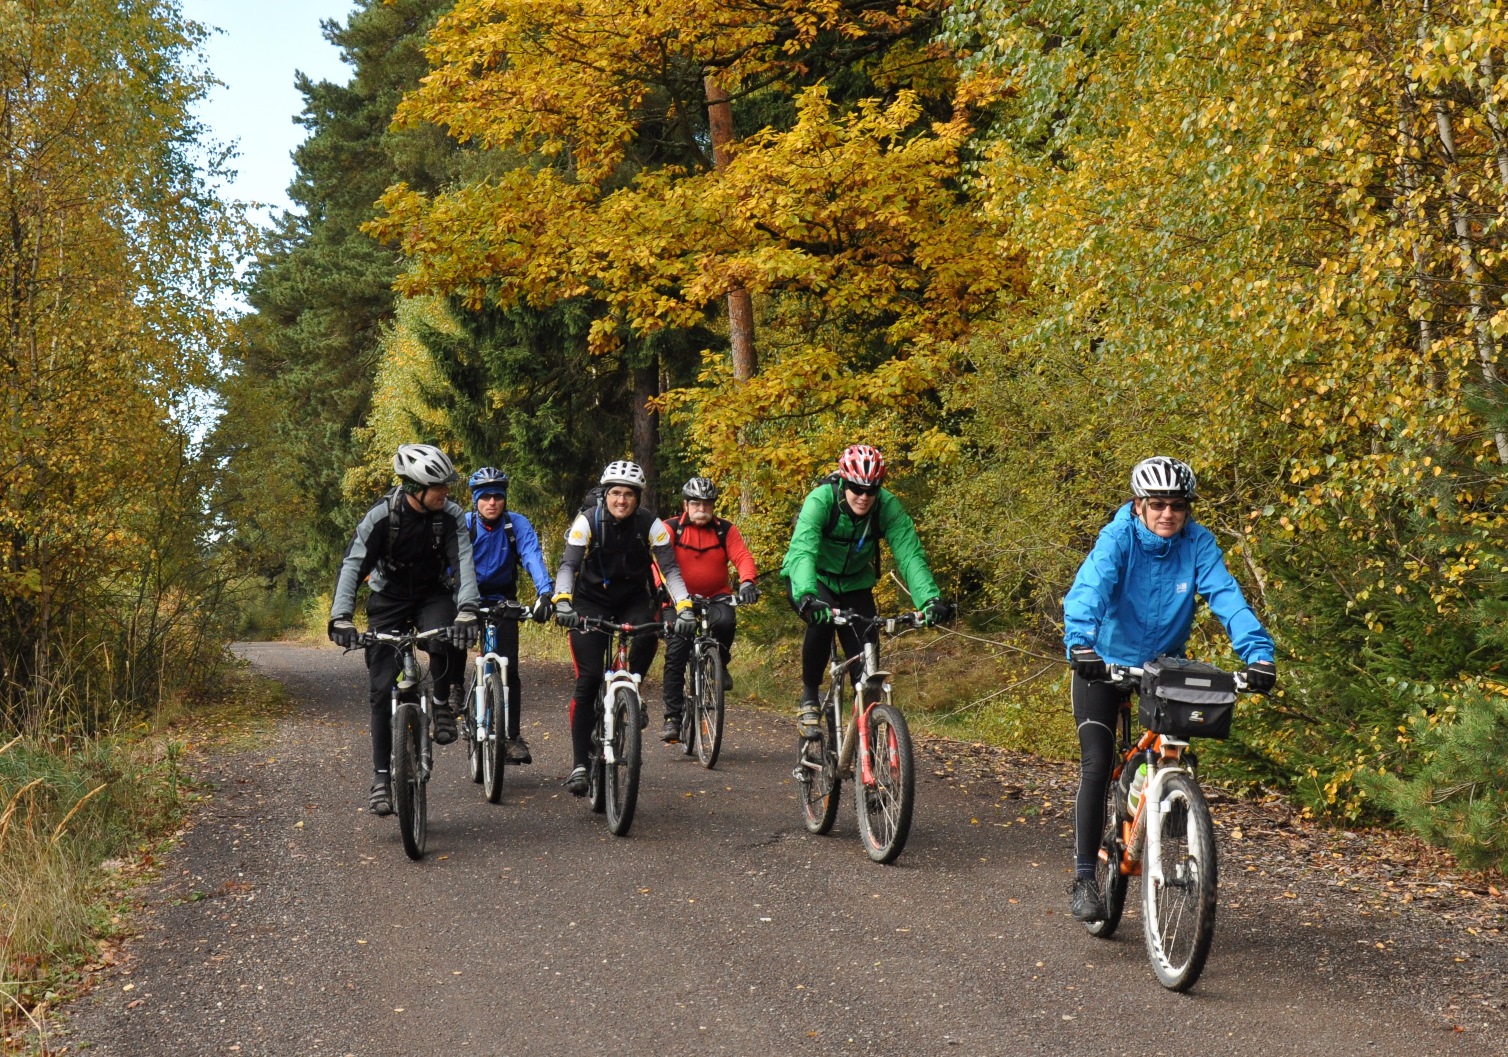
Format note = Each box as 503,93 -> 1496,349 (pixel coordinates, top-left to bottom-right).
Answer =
659,477 -> 759,743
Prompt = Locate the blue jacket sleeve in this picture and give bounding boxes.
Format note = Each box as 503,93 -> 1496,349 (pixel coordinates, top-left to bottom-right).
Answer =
1062,522 -> 1126,656
1192,531 -> 1275,664
511,513 -> 552,597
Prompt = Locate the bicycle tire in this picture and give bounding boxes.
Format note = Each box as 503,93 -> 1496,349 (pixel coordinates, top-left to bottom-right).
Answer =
1141,771 -> 1218,991
605,687 -> 642,836
393,702 -> 427,860
678,644 -> 698,757
462,662 -> 483,784
482,669 -> 507,804
693,645 -> 725,769
855,702 -> 914,864
798,697 -> 841,835
1085,773 -> 1129,938
588,688 -> 607,814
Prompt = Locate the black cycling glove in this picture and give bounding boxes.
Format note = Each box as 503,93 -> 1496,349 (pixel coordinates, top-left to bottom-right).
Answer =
1243,660 -> 1277,694
1070,645 -> 1107,681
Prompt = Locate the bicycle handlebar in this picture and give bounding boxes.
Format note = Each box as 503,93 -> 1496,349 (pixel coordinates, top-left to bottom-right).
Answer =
573,615 -> 664,636
358,627 -> 453,649
827,607 -> 926,634
1105,662 -> 1250,693
478,601 -> 532,621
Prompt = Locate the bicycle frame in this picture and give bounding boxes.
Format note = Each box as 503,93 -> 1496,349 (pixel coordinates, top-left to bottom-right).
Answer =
366,627 -> 451,782
577,616 -> 660,764
470,602 -> 530,748
825,610 -> 918,787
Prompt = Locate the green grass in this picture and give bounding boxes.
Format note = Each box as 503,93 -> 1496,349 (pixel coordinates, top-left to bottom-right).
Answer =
0,669 -> 286,1046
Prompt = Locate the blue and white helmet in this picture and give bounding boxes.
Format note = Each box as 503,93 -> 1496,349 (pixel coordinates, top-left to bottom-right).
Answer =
468,466 -> 510,499
1130,456 -> 1197,501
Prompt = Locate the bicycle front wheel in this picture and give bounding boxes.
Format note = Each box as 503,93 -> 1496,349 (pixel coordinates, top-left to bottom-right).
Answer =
482,669 -> 507,804
1086,774 -> 1129,938
393,702 -> 427,860
797,699 -> 841,835
692,645 -> 725,769
604,687 -> 642,836
1141,771 -> 1218,990
463,662 -> 482,784
855,702 -> 914,864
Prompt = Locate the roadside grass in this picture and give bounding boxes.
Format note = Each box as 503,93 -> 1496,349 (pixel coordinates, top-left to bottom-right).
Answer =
0,667 -> 286,1050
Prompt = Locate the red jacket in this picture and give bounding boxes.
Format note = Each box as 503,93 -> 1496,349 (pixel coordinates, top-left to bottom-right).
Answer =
665,515 -> 757,597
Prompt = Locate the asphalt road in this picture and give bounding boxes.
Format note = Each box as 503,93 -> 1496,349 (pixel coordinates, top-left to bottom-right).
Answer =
61,642 -> 1504,1056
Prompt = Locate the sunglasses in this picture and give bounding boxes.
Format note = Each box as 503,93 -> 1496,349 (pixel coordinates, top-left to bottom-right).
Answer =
1144,499 -> 1190,514
845,483 -> 880,497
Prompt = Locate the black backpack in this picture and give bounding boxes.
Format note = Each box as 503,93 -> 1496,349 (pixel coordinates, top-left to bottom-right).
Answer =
793,473 -> 881,577
577,485 -> 656,587
666,513 -> 732,555
382,487 -> 448,578
465,510 -> 520,583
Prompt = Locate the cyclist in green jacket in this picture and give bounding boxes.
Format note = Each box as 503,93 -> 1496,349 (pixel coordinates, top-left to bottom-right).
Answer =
780,444 -> 951,739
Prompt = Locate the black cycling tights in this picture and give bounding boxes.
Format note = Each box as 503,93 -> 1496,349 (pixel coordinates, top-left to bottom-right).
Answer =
787,584 -> 878,692
1072,673 -> 1132,874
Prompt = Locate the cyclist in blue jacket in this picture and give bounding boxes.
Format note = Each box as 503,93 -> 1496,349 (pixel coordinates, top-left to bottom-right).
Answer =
465,467 -> 555,764
1061,456 -> 1277,922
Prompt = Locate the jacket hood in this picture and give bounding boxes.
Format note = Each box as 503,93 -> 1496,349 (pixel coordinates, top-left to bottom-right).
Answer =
1116,501 -> 1189,557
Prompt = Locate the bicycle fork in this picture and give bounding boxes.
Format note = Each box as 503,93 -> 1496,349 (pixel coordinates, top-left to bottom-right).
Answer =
600,672 -> 640,764
472,653 -> 512,742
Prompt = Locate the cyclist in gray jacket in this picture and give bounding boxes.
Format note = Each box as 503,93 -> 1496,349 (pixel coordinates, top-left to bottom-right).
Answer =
328,444 -> 481,815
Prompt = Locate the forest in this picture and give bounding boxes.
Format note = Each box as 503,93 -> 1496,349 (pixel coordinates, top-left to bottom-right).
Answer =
4,0 -> 1508,896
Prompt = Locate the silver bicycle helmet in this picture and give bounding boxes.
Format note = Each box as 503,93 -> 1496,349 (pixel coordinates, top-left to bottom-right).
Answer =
394,443 -> 459,490
600,460 -> 648,491
1129,456 -> 1197,500
682,476 -> 718,501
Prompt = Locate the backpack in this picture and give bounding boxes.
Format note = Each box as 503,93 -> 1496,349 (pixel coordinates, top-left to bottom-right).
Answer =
666,513 -> 732,555
465,510 -> 520,583
793,473 -> 881,578
577,485 -> 656,587
382,487 -> 448,578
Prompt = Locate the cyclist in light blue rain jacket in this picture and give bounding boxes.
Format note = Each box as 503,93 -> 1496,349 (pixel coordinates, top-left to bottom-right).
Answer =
1061,456 -> 1277,923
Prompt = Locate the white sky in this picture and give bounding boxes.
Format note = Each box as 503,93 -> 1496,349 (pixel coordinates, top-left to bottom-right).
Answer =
182,0 -> 358,223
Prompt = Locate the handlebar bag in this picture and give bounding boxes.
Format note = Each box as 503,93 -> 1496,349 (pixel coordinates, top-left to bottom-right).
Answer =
1139,656 -> 1237,740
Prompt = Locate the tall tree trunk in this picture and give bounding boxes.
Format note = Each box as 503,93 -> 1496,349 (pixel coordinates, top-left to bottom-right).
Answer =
1431,89 -> 1508,463
705,73 -> 756,382
632,356 -> 659,512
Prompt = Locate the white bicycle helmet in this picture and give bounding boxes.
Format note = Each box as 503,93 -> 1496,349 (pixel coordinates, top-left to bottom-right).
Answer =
600,460 -> 648,491
1129,456 -> 1197,500
393,443 -> 458,490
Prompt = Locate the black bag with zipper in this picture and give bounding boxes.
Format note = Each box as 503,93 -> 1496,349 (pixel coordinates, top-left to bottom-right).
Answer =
1138,656 -> 1238,740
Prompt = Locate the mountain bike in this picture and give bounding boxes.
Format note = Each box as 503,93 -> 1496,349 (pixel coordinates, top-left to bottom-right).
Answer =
1086,658 -> 1250,991
575,616 -> 661,837
793,608 -> 923,864
675,594 -> 739,769
360,627 -> 451,861
461,600 -> 532,804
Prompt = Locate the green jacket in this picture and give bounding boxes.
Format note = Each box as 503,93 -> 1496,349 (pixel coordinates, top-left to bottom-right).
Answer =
780,483 -> 940,605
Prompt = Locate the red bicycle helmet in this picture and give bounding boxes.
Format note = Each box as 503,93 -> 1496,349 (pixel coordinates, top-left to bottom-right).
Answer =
837,444 -> 886,487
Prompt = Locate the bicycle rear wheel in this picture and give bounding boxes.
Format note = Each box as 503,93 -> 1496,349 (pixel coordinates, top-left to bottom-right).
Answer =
1141,771 -> 1217,990
1086,773 -> 1129,938
463,663 -> 482,784
797,698 -> 841,835
692,645 -> 725,769
482,669 -> 507,804
605,687 -> 642,836
855,702 -> 914,864
393,702 -> 427,860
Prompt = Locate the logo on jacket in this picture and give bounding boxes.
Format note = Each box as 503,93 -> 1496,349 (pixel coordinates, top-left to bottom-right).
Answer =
1175,582 -> 1189,594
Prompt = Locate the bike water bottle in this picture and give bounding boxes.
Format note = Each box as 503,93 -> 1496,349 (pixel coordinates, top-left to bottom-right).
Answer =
1126,761 -> 1150,815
